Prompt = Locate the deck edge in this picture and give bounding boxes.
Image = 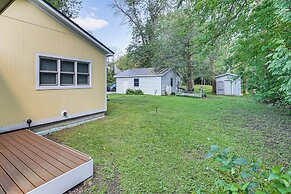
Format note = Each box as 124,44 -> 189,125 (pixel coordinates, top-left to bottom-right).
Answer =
26,159 -> 93,194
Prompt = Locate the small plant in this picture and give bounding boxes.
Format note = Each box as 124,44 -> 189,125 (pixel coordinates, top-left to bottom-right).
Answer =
126,89 -> 144,95
206,145 -> 291,193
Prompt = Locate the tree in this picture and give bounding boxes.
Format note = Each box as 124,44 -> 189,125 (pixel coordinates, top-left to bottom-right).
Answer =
153,3 -> 225,91
152,9 -> 198,91
178,0 -> 291,104
110,0 -> 172,67
116,54 -> 138,70
46,0 -> 82,18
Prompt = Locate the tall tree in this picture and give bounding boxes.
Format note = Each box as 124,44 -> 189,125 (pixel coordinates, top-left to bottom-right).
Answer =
47,0 -> 82,18
110,0 -> 172,67
153,3 -> 225,91
152,9 -> 198,91
178,0 -> 291,104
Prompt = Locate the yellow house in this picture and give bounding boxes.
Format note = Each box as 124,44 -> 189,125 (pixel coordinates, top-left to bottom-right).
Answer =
0,0 -> 114,134
0,0 -> 114,193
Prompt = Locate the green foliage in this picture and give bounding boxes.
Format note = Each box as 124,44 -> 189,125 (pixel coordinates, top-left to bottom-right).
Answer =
185,0 -> 291,105
46,0 -> 82,18
116,54 -> 137,71
48,95 -> 290,193
110,0 -> 171,67
267,41 -> 291,104
126,89 -> 144,95
206,145 -> 291,193
107,68 -> 115,86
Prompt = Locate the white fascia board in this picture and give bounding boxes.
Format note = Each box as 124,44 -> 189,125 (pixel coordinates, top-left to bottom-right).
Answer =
114,75 -> 164,78
27,160 -> 93,194
29,0 -> 114,55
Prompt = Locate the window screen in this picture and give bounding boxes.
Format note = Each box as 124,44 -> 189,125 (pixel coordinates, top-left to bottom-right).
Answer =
60,61 -> 74,85
40,73 -> 57,85
61,61 -> 74,72
40,58 -> 57,71
39,58 -> 58,86
77,62 -> 89,85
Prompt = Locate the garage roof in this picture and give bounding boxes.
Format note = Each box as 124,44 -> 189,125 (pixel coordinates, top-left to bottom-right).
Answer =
115,68 -> 172,78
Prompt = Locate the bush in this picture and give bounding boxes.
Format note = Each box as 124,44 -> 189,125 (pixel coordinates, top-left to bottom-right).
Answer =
126,89 -> 144,95
205,145 -> 290,193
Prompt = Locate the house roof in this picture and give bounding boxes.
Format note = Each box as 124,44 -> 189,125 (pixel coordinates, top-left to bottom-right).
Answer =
115,68 -> 173,78
1,0 -> 114,56
215,73 -> 237,78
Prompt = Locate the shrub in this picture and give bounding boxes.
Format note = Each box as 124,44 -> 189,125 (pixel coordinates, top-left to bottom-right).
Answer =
205,145 -> 290,193
126,89 -> 144,95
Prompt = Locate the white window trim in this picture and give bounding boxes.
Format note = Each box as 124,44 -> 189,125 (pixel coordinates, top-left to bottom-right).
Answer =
36,54 -> 93,90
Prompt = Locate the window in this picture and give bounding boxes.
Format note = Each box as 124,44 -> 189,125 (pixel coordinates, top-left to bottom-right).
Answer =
39,58 -> 58,86
38,55 -> 91,90
134,78 -> 139,87
170,78 -> 173,87
77,62 -> 90,85
60,60 -> 75,85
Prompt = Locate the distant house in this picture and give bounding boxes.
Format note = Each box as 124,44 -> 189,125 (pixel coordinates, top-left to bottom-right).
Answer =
0,0 -> 114,193
115,68 -> 181,95
215,73 -> 242,96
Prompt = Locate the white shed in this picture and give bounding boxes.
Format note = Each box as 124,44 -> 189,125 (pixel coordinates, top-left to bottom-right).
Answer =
115,68 -> 181,95
215,73 -> 242,96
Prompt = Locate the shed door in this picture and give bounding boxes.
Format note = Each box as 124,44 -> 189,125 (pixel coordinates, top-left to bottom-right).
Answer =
224,80 -> 232,95
216,81 -> 224,94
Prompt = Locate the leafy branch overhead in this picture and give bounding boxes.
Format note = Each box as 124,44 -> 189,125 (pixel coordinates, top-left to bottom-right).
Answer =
46,0 -> 82,19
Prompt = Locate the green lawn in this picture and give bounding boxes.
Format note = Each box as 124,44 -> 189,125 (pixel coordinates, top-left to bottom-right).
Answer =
48,94 -> 290,193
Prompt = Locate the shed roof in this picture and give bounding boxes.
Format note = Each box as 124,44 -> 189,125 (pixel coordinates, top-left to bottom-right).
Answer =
0,0 -> 114,55
115,68 -> 173,78
215,73 -> 238,79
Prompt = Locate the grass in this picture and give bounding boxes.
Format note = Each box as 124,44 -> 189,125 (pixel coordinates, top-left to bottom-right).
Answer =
48,93 -> 290,193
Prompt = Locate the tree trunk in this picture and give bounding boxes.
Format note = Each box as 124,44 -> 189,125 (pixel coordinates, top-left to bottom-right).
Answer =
212,79 -> 216,94
209,53 -> 216,93
244,77 -> 249,94
186,64 -> 193,92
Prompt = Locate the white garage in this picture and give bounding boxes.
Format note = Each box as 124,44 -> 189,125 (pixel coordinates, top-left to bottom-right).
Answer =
215,73 -> 242,96
115,68 -> 181,95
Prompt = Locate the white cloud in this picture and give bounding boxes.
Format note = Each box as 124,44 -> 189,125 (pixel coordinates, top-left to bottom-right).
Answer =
73,14 -> 108,31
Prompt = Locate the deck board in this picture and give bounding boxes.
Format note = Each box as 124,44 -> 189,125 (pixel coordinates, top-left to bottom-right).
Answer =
1,134 -> 63,177
0,166 -> 23,194
0,130 -> 92,194
0,153 -> 35,193
0,136 -> 54,182
12,131 -> 79,169
5,132 -> 71,173
19,130 -> 88,164
0,145 -> 45,187
0,185 -> 6,194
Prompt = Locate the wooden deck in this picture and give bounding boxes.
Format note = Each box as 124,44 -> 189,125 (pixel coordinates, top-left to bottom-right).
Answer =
0,130 -> 93,194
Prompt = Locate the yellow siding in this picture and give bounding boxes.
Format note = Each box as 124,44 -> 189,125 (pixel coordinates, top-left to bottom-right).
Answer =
0,0 -> 107,128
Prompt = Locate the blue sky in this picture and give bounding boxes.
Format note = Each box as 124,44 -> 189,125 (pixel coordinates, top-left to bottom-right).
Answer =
73,0 -> 132,55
